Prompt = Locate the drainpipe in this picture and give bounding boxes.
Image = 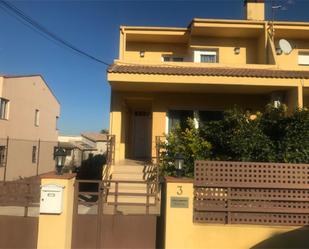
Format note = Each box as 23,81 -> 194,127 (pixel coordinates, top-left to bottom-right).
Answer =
3,136 -> 9,181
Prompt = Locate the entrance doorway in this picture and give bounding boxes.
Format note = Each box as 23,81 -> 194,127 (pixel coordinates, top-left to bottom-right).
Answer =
132,111 -> 152,159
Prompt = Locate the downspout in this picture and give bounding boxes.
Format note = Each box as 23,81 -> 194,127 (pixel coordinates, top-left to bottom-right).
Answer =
36,139 -> 41,176
3,136 -> 9,181
119,27 -> 126,61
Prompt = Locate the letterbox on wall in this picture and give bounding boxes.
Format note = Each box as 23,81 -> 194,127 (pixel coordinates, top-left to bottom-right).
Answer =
40,184 -> 65,214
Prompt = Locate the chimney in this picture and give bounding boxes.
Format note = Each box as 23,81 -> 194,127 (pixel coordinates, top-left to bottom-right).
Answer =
244,0 -> 265,21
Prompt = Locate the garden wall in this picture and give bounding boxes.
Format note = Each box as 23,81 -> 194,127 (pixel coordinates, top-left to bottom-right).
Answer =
163,179 -> 309,249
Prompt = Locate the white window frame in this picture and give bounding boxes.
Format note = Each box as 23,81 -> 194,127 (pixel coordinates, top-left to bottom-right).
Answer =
166,109 -> 225,133
165,113 -> 169,134
0,98 -> 9,120
165,110 -> 199,133
194,50 -> 218,63
35,109 -> 40,127
298,52 -> 309,66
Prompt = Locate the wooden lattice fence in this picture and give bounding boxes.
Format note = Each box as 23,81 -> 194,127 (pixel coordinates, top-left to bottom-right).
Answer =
194,161 -> 309,226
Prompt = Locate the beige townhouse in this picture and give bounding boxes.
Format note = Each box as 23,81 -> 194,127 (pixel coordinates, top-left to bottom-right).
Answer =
0,75 -> 60,181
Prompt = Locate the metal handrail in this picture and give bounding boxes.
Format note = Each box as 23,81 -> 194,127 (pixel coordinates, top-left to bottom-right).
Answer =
75,134 -> 162,214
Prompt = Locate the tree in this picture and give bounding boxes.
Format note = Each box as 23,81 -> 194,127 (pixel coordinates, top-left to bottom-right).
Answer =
100,128 -> 109,134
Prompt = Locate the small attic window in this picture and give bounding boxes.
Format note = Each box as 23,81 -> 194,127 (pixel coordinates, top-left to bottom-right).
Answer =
298,52 -> 309,66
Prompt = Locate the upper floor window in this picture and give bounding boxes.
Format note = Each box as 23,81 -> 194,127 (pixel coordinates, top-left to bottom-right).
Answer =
162,55 -> 184,62
35,109 -> 40,127
298,52 -> 309,66
0,98 -> 9,120
32,146 -> 37,163
194,50 -> 218,63
0,146 -> 6,167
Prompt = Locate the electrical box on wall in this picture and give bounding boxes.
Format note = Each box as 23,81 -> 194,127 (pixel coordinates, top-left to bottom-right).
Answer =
40,184 -> 65,214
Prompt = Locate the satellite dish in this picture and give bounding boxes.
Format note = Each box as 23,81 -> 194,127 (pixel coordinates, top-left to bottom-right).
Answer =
279,39 -> 293,55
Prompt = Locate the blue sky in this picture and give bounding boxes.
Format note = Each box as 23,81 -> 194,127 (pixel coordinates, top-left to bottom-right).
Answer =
1,0 -> 308,135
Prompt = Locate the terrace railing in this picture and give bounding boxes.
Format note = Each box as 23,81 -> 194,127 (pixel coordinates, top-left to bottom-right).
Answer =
194,161 -> 309,226
155,135 -> 166,165
75,178 -> 159,215
75,134 -> 160,215
102,135 -> 115,181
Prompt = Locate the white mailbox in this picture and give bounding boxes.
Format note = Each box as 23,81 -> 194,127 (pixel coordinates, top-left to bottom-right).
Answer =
40,184 -> 65,214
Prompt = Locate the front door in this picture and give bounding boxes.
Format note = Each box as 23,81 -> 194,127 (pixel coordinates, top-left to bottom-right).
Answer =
133,111 -> 151,159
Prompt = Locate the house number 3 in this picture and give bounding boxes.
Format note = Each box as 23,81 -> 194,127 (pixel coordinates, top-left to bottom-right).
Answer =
177,186 -> 183,195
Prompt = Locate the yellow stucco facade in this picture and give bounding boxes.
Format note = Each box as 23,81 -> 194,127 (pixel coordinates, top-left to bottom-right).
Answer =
108,0 -> 309,163
37,175 -> 75,249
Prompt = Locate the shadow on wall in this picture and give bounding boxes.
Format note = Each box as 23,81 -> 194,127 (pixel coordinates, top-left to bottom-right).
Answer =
251,226 -> 309,249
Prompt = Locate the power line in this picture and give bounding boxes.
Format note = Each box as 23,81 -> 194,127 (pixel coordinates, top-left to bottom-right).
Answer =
0,0 -> 110,66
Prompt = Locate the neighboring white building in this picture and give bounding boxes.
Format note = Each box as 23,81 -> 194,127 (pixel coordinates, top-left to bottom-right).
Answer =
81,133 -> 108,155
58,133 -> 108,167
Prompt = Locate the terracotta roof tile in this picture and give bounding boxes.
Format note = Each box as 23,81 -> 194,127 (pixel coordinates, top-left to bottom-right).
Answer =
81,132 -> 108,142
108,64 -> 309,79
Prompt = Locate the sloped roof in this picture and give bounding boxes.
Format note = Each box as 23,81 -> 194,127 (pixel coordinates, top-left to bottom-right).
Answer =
74,141 -> 97,151
1,74 -> 60,105
58,141 -> 76,149
81,132 -> 109,142
108,64 -> 309,79
59,140 -> 97,151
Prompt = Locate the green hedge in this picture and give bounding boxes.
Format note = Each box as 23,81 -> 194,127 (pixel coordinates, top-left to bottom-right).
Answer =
159,104 -> 309,177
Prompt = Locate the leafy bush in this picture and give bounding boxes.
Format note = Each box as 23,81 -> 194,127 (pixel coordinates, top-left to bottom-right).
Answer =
160,119 -> 211,177
159,104 -> 309,177
281,109 -> 309,163
201,107 -> 276,162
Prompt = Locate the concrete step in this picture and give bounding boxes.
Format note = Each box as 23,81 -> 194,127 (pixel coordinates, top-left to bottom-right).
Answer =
117,159 -> 150,166
112,165 -> 146,173
111,173 -> 145,181
108,160 -> 158,206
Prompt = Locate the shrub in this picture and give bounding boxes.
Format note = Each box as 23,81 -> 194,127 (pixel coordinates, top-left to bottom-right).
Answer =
281,108 -> 309,163
259,104 -> 288,161
160,105 -> 309,177
160,119 -> 211,177
229,115 -> 276,162
201,107 -> 276,162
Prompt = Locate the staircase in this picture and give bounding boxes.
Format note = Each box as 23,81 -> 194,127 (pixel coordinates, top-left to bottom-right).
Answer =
104,160 -> 160,215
